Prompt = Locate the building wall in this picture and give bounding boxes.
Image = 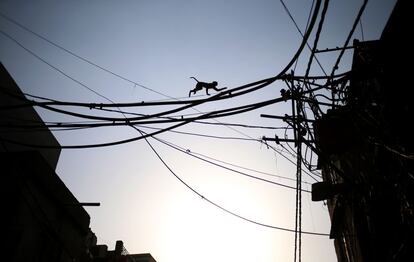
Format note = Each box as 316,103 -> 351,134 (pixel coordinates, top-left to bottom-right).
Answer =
1,63 -> 156,262
313,1 -> 414,261
0,63 -> 61,170
2,151 -> 92,262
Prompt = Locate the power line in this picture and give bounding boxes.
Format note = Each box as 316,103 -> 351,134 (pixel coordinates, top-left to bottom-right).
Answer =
2,107 -> 314,187
138,125 -> 258,142
294,0 -> 316,72
0,29 -> 113,102
0,11 -> 289,146
0,0 -> 320,127
0,10 -> 283,146
147,133 -> 311,192
0,96 -> 285,149
37,95 -> 284,123
328,0 -> 368,109
0,27 -> 275,115
188,148 -> 311,185
1,10 -> 277,146
1,116 -> 318,185
279,0 -> 327,76
1,79 -> 284,124
0,0 -> 335,240
136,125 -> 313,185
330,0 -> 368,78
304,0 -> 330,79
136,128 -> 329,236
0,11 -> 171,99
1,0 -> 322,105
0,0 -> 323,123
0,27 -> 319,228
359,19 -> 365,41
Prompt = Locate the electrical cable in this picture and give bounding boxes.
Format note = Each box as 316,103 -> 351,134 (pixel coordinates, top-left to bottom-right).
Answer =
193,120 -> 291,131
0,29 -> 114,103
135,127 -> 329,236
359,18 -> 365,41
138,125 -> 258,142
1,83 -> 285,124
0,0 -> 338,240
0,0 -> 322,131
294,0 -> 316,72
0,11 -> 288,146
147,133 -> 311,192
0,11 -> 171,99
0,28 -> 274,117
0,4 -> 320,112
330,0 -> 368,78
279,0 -> 327,76
0,96 -> 284,149
304,0 -> 330,79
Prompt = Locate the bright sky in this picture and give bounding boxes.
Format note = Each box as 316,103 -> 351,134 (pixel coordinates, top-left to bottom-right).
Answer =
0,1 -> 396,262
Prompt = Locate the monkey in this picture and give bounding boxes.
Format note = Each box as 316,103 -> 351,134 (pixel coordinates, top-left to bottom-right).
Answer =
188,77 -> 227,97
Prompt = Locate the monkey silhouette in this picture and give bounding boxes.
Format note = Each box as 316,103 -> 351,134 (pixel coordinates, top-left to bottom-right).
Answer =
188,77 -> 227,97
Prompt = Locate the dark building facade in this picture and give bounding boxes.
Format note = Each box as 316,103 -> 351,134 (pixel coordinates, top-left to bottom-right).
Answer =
1,62 -> 96,261
312,1 -> 413,261
91,240 -> 157,262
1,64 -> 156,261
0,63 -> 61,169
1,150 -> 96,261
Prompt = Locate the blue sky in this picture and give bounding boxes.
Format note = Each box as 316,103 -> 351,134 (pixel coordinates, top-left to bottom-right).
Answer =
0,1 -> 396,261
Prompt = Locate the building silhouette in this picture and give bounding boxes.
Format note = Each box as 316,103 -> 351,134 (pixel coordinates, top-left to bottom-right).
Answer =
0,63 -> 156,262
312,0 -> 413,261
91,240 -> 157,262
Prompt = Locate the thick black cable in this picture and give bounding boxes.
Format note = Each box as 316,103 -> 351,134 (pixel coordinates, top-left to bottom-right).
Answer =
279,0 -> 327,76
0,96 -> 283,148
136,128 -> 329,236
0,116 -> 190,149
1,82 -> 281,123
330,0 -> 368,78
221,0 -> 322,98
329,0 -> 368,107
0,29 -> 286,112
0,116 -> 289,131
0,9 -> 333,238
0,72 -> 351,112
2,111 -> 313,186
33,91 -> 280,123
304,0 -> 330,79
1,0 -> 321,116
1,16 -> 258,142
0,27 -> 274,117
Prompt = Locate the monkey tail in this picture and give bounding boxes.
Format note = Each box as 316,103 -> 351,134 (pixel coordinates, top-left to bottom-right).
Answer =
189,76 -> 199,82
